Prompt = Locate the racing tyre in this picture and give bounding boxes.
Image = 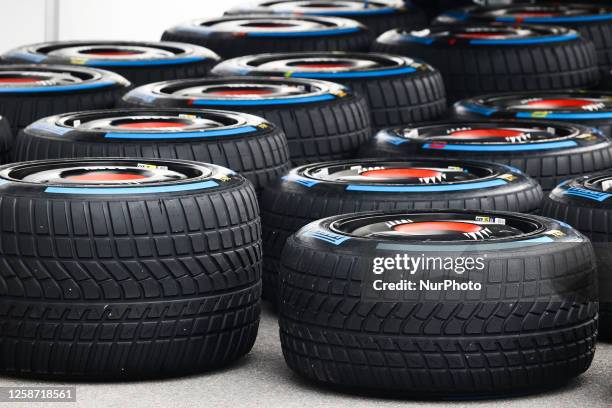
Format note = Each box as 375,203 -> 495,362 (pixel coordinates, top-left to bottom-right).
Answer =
14,109 -> 290,192
3,41 -> 221,87
359,120 -> 612,191
373,24 -> 599,101
161,15 -> 371,58
454,91 -> 612,138
121,77 -> 371,165
261,158 -> 542,300
542,172 -> 612,340
225,0 -> 428,36
435,2 -> 612,74
0,117 -> 12,164
211,52 -> 446,130
0,158 -> 261,379
279,210 -> 597,395
0,65 -> 129,134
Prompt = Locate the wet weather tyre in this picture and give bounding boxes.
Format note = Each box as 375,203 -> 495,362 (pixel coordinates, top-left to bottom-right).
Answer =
14,109 -> 290,192
260,158 -> 543,300
373,25 -> 600,101
0,65 -> 130,134
542,173 -> 612,340
225,0 -> 428,36
0,117 -> 12,164
453,91 -> 612,138
121,77 -> 371,165
211,53 -> 447,130
161,16 -> 372,58
0,158 -> 262,379
279,210 -> 597,395
3,41 -> 221,87
358,121 -> 612,191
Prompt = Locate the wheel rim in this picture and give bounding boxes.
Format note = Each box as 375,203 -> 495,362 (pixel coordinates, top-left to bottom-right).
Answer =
199,16 -> 339,32
36,42 -> 193,60
473,4 -> 604,20
302,161 -> 493,184
260,0 -> 394,13
399,122 -> 579,144
0,69 -> 84,88
8,162 -> 206,186
330,212 -> 541,241
59,110 -> 247,133
483,93 -> 612,113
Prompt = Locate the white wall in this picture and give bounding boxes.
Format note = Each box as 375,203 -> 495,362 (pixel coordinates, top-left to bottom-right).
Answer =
0,0 -> 249,53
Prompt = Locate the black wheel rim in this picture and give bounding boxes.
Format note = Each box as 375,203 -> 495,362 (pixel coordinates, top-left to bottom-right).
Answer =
330,211 -> 542,242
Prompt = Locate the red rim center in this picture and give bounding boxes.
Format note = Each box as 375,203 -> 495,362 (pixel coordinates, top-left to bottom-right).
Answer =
208,88 -> 274,96
116,121 -> 188,129
525,99 -> 595,109
0,76 -> 44,83
65,171 -> 147,182
362,168 -> 441,179
294,62 -> 354,69
450,129 -> 523,139
393,221 -> 482,234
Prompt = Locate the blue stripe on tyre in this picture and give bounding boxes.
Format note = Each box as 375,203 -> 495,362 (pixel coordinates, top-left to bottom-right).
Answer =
104,126 -> 258,139
44,180 -> 220,195
515,112 -> 612,120
345,178 -> 507,192
422,140 -> 579,151
461,103 -> 498,116
377,236 -> 554,252
469,34 -> 578,45
289,66 -> 416,79
191,94 -> 335,106
0,82 -> 116,93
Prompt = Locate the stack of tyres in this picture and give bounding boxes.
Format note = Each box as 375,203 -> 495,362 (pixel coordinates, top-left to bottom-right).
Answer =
435,2 -> 612,76
121,77 -> 371,165
225,0 -> 428,36
454,91 -> 612,137
0,65 -> 129,134
161,15 -> 372,58
0,158 -> 262,378
279,209 -> 598,395
3,41 -> 221,86
359,120 -> 612,191
14,108 -> 290,192
373,23 -> 599,101
211,52 -> 447,130
261,158 -> 543,300
542,172 -> 612,340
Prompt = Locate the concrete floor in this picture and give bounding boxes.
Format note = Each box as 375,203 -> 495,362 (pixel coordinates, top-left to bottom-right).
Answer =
1,304 -> 610,408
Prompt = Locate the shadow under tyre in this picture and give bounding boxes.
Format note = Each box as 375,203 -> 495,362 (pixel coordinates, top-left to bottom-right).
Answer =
279,210 -> 597,396
211,52 -> 446,130
373,24 -> 599,101
0,65 -> 130,134
358,120 -> 612,192
542,172 -> 612,340
3,41 -> 221,87
435,2 -> 612,75
454,91 -> 612,138
161,15 -> 371,59
15,109 -> 290,192
261,158 -> 542,300
0,158 -> 262,379
121,77 -> 371,165
225,0 -> 428,36
0,117 -> 12,164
